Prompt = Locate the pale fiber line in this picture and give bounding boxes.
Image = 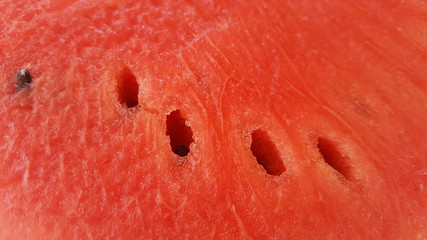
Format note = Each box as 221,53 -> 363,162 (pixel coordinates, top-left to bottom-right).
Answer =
22,154 -> 30,187
231,204 -> 254,240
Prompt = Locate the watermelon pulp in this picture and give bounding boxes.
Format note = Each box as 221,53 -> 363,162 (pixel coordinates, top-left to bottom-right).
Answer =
0,0 -> 427,239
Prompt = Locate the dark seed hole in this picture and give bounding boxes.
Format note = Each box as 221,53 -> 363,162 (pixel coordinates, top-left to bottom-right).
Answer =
116,67 -> 139,108
250,129 -> 285,176
174,144 -> 190,157
15,69 -> 32,91
317,137 -> 352,180
166,110 -> 194,157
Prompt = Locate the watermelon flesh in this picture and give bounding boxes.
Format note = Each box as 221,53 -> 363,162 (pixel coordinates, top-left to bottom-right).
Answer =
1,0 -> 427,239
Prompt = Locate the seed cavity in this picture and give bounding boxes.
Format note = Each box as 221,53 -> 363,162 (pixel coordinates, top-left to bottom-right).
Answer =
317,137 -> 352,180
250,129 -> 285,176
15,69 -> 32,92
166,110 -> 194,157
116,67 -> 139,108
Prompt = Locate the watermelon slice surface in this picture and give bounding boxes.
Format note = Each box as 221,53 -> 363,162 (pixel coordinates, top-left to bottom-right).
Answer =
1,0 -> 427,239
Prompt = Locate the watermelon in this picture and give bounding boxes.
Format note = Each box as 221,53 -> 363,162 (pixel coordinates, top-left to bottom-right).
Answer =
1,0 -> 427,239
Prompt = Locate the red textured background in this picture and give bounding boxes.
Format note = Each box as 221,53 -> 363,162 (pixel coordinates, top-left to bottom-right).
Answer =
0,0 -> 426,239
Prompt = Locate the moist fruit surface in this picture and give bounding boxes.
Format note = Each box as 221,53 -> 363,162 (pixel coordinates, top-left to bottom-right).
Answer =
0,0 -> 427,239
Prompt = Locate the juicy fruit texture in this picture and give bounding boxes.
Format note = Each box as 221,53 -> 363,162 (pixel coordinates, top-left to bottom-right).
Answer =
1,0 -> 427,239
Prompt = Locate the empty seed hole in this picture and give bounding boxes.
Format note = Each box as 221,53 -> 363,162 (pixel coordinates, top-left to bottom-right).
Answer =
317,137 -> 352,180
166,110 -> 194,157
250,129 -> 285,176
116,67 -> 139,108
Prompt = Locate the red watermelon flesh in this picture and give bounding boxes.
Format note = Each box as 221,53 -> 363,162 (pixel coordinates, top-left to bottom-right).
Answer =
1,0 -> 427,239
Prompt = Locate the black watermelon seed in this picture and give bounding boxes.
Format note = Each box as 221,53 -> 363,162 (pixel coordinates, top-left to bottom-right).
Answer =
15,69 -> 32,92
